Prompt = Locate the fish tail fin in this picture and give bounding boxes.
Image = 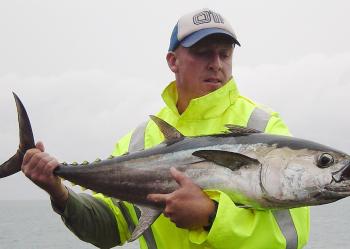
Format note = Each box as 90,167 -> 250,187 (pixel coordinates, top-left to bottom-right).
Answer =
0,93 -> 35,178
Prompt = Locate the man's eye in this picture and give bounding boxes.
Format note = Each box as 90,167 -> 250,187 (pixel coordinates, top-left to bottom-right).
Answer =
220,51 -> 231,59
221,53 -> 229,59
194,50 -> 209,56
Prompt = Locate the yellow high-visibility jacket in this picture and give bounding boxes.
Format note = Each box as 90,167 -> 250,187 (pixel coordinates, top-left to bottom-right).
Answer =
93,79 -> 310,249
57,79 -> 309,249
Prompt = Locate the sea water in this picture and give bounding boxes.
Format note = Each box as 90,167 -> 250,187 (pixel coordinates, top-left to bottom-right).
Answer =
0,199 -> 349,249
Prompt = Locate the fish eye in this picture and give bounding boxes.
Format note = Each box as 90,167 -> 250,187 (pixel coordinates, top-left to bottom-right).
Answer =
317,153 -> 334,168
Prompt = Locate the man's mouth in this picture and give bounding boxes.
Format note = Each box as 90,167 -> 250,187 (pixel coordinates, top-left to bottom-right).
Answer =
204,78 -> 222,84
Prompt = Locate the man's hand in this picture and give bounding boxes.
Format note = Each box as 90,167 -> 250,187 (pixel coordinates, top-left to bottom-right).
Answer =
21,141 -> 68,210
147,167 -> 215,229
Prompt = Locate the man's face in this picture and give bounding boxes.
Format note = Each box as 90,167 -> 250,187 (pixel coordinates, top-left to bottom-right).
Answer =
167,35 -> 234,101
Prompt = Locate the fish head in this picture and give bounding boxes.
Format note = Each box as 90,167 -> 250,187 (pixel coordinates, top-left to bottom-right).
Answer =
260,142 -> 350,208
321,151 -> 350,200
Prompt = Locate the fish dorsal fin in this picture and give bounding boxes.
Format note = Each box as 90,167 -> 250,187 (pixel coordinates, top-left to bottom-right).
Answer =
150,115 -> 184,143
192,150 -> 260,171
129,206 -> 162,242
225,125 -> 262,136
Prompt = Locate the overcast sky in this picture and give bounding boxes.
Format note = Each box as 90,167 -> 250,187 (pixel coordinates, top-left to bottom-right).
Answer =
1,0 -> 350,204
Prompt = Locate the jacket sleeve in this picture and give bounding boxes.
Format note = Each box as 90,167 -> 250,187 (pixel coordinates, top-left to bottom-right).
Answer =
51,132 -> 134,248
188,113 -> 310,249
188,191 -> 281,248
51,189 -> 121,249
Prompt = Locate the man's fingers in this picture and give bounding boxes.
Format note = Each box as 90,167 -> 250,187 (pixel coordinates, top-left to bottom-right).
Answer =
40,157 -> 59,177
22,141 -> 45,166
170,167 -> 191,186
36,141 -> 45,152
22,152 -> 48,176
147,193 -> 169,204
22,148 -> 42,167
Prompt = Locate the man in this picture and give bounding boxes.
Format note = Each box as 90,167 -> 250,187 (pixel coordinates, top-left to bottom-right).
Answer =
22,8 -> 310,249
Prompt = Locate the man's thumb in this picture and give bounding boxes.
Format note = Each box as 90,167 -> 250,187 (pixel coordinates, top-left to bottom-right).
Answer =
36,141 -> 45,152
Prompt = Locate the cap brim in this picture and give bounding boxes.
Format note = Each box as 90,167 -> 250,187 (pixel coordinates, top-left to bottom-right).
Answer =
180,28 -> 241,47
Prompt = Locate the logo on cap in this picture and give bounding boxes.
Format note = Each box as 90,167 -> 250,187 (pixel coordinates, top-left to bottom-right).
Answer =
193,10 -> 224,25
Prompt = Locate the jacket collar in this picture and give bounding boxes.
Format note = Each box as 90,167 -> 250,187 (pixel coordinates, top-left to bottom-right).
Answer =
161,78 -> 240,120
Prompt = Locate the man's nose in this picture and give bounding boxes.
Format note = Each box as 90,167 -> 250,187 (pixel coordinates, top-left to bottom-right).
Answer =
208,53 -> 223,71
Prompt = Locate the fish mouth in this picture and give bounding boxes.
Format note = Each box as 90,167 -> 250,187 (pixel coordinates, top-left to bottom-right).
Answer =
323,180 -> 350,201
324,161 -> 350,196
331,161 -> 350,183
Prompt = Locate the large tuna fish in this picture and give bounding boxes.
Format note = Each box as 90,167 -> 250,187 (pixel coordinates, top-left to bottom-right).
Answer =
1,93 -> 350,240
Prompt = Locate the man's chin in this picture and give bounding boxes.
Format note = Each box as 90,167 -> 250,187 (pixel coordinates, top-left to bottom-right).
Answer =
203,81 -> 223,91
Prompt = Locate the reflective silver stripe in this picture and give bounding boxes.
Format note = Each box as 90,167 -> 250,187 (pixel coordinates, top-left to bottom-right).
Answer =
273,210 -> 298,249
128,121 -> 148,152
126,120 -> 157,249
248,107 -> 298,249
111,199 -> 135,233
247,107 -> 271,132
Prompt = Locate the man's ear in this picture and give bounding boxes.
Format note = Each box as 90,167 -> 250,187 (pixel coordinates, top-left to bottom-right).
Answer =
166,52 -> 178,73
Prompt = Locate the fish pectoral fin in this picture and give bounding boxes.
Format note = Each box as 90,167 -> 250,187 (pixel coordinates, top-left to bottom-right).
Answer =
192,150 -> 260,171
128,206 -> 162,242
149,115 -> 184,144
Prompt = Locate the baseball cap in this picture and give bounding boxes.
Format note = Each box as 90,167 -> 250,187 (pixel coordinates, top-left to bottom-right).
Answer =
168,8 -> 240,52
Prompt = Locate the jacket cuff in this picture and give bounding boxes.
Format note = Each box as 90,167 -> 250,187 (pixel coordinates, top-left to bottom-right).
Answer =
189,190 -> 256,247
188,190 -> 221,244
